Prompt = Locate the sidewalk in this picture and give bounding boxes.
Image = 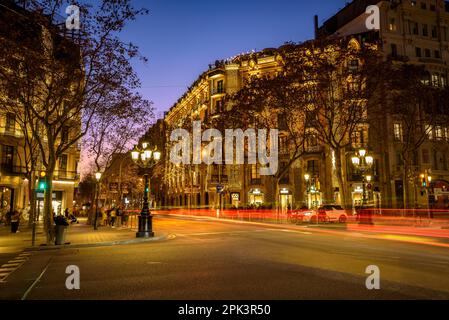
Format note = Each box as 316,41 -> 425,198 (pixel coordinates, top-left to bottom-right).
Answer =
0,219 -> 166,253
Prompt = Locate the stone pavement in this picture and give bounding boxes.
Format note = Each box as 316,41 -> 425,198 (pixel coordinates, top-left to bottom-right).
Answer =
0,218 -> 163,254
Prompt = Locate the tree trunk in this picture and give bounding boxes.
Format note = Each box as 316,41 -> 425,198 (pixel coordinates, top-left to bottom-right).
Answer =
27,176 -> 36,228
335,148 -> 349,211
402,162 -> 410,215
44,166 -> 55,245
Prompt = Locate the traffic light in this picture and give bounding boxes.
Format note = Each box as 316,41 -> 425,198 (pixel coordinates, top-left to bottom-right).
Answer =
38,172 -> 47,191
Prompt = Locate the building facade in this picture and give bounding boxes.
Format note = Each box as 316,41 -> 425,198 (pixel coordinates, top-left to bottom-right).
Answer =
0,0 -> 81,217
318,0 -> 449,210
158,0 -> 449,212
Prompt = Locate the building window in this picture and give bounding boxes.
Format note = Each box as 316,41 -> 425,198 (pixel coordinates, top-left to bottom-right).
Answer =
216,80 -> 224,93
422,149 -> 430,164
59,154 -> 68,174
425,124 -> 434,139
306,133 -> 318,148
1,145 -> 14,172
421,2 -> 427,10
279,136 -> 289,154
251,164 -> 260,180
389,18 -> 397,31
435,126 -> 444,140
432,25 -> 438,38
434,50 -> 440,59
396,152 -> 404,166
394,122 -> 403,141
431,73 -> 439,86
412,22 -> 419,35
416,47 -> 422,57
425,48 -> 431,58
215,100 -> 223,113
421,71 -> 431,85
62,126 -> 69,144
307,160 -> 319,176
277,113 -> 288,131
430,4 -> 436,11
391,43 -> 398,57
5,113 -> 15,132
433,150 -> 439,170
441,74 -> 447,87
348,59 -> 359,72
422,24 -> 428,37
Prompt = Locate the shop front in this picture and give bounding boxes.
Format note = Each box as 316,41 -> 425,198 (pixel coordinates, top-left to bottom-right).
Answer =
432,180 -> 449,210
230,192 -> 240,208
0,186 -> 14,218
248,188 -> 264,207
279,188 -> 292,213
305,190 -> 322,209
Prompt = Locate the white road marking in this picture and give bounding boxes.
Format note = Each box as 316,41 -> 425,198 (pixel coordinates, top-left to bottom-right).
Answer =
0,251 -> 32,282
21,257 -> 53,300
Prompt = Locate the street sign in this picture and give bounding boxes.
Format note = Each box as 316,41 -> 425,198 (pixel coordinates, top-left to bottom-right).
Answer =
109,182 -> 119,193
36,192 -> 56,200
216,184 -> 225,194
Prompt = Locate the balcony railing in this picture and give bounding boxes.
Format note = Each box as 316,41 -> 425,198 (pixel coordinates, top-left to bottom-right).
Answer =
305,145 -> 323,154
54,170 -> 80,181
0,126 -> 23,138
211,88 -> 226,96
208,175 -> 228,183
0,164 -> 27,175
418,57 -> 444,64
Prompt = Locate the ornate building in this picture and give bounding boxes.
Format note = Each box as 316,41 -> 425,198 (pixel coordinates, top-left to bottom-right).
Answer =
160,0 -> 449,212
0,0 -> 81,216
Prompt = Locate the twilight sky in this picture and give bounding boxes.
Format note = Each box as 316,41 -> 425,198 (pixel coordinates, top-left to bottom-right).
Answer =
121,0 -> 350,118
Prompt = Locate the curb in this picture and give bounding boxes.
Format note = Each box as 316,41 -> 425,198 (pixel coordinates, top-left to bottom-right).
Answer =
24,233 -> 172,252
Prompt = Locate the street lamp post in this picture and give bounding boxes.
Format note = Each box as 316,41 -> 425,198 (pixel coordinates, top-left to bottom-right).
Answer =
131,142 -> 161,238
420,171 -> 433,220
351,149 -> 374,224
304,173 -> 320,224
93,171 -> 102,230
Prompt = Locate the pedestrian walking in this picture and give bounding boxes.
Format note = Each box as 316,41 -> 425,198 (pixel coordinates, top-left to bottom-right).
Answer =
10,210 -> 21,233
110,208 -> 117,227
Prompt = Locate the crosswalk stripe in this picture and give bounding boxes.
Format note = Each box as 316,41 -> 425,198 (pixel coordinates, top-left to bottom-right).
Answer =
2,263 -> 21,268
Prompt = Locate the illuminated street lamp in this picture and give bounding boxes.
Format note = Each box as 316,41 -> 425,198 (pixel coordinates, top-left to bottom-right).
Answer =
131,142 -> 161,238
304,173 -> 320,214
420,170 -> 433,219
93,171 -> 102,230
352,149 -> 374,209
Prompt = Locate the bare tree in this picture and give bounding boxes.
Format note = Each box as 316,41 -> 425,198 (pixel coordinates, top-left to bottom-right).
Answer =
379,63 -> 449,210
0,0 -> 149,243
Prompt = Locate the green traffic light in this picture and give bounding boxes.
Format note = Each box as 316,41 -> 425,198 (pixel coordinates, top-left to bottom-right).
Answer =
38,179 -> 47,191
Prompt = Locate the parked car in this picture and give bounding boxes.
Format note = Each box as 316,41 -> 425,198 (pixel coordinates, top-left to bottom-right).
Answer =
315,205 -> 348,224
287,207 -> 315,224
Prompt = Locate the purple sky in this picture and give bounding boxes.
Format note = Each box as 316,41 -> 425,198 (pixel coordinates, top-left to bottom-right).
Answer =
121,0 -> 349,118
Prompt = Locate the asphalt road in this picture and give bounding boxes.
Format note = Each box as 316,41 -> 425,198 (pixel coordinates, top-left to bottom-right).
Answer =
1,215 -> 449,300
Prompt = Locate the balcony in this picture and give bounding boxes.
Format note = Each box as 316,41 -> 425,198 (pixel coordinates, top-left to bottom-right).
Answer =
250,178 -> 262,186
418,57 -> 445,65
305,145 -> 323,154
54,170 -> 80,181
211,88 -> 226,96
0,164 -> 27,176
208,175 -> 229,184
0,125 -> 23,138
